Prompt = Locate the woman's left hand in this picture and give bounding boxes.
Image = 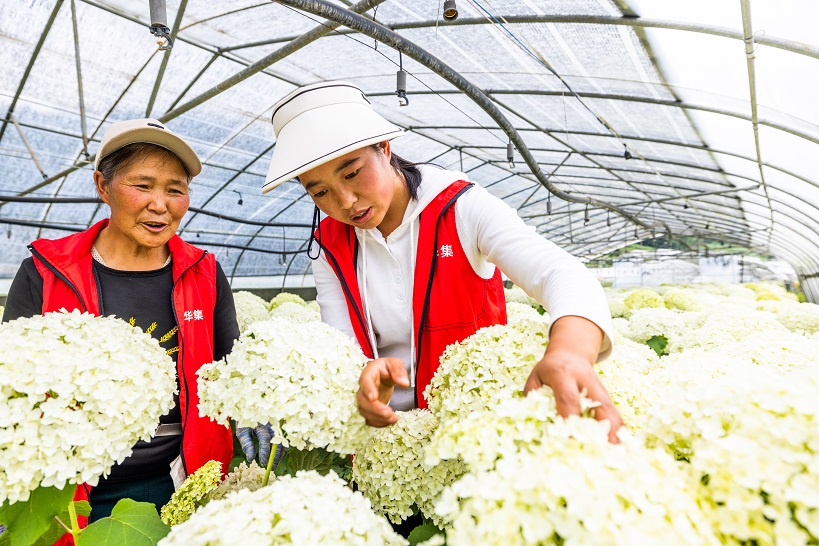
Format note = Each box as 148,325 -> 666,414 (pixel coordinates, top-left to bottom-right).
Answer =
523,315 -> 623,443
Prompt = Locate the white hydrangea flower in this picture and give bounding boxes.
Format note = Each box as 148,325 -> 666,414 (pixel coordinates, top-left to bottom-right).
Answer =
209,460 -> 268,501
666,307 -> 787,353
503,285 -> 538,308
607,297 -> 631,318
430,390 -> 719,546
268,292 -> 307,311
306,299 -> 321,313
197,318 -> 372,453
0,311 -> 176,504
232,291 -> 270,333
158,470 -> 407,546
505,301 -> 548,324
268,301 -> 320,323
423,320 -> 549,422
642,360 -> 819,545
757,299 -> 819,334
623,288 -> 665,310
625,307 -> 686,345
661,288 -> 702,311
595,335 -> 660,430
353,410 -> 466,525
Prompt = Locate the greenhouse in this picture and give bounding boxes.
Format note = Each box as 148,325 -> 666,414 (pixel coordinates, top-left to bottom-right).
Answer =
1,0 -> 818,545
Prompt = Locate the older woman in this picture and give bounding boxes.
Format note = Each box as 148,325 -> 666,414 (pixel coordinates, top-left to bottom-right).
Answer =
3,119 -> 239,525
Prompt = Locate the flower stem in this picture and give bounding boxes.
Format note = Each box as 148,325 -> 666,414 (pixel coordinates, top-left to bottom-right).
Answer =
67,500 -> 80,536
262,446 -> 276,487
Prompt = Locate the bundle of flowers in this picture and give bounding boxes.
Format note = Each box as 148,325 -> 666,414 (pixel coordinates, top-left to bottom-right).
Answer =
267,292 -> 306,311
232,290 -> 270,333
423,319 -> 550,422
505,301 -> 547,324
160,460 -> 223,526
197,318 -> 372,453
0,310 -> 176,504
642,360 -> 819,544
268,301 -> 320,323
306,299 -> 321,313
158,470 -> 407,545
429,390 -> 718,546
352,409 -> 466,525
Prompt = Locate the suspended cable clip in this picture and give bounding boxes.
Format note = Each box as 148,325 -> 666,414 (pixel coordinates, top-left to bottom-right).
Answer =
546,193 -> 552,215
507,139 -> 515,168
623,144 -> 632,160
443,0 -> 458,21
232,189 -> 243,206
396,69 -> 409,107
149,0 -> 174,50
584,204 -> 590,225
606,211 -> 611,227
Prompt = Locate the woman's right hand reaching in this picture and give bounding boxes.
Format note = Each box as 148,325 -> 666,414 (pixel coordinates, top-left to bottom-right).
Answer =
356,357 -> 409,427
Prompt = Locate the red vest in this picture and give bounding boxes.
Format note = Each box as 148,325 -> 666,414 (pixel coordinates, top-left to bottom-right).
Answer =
316,180 -> 507,408
32,220 -> 232,542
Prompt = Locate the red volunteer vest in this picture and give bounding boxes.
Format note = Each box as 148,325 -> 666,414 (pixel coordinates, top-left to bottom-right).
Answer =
31,220 -> 232,543
316,180 -> 507,408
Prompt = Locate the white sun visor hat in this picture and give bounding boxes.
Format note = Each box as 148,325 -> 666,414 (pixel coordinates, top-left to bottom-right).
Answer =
94,118 -> 202,177
262,81 -> 405,193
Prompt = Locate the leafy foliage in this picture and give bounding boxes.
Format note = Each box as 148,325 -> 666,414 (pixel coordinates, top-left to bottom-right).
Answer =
76,499 -> 169,546
0,486 -> 75,546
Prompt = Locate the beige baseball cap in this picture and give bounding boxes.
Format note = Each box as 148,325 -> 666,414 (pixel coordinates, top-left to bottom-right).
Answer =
262,81 -> 404,193
95,118 -> 202,177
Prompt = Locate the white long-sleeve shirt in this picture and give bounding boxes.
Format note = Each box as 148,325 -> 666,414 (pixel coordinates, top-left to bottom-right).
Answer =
313,165 -> 613,411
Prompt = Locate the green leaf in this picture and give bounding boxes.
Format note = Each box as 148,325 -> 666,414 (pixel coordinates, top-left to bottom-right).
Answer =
31,502 -> 92,546
280,447 -> 335,477
0,486 -> 76,546
645,334 -> 669,357
76,499 -> 169,546
408,522 -> 445,545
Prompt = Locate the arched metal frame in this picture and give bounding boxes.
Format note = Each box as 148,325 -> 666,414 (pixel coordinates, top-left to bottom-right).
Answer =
1,0 -> 818,296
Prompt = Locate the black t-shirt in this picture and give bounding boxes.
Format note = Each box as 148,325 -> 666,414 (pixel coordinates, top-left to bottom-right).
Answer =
3,255 -> 239,482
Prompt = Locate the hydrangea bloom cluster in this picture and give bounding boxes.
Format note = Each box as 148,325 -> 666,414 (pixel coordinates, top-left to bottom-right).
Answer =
624,307 -> 686,345
160,460 -> 223,526
268,301 -> 320,323
267,292 -> 307,311
642,360 -> 819,544
505,301 -> 547,324
232,290 -> 270,333
757,299 -> 819,334
158,471 -> 407,546
660,287 -> 702,311
0,311 -> 176,504
623,287 -> 665,310
353,410 -> 466,525
423,319 -> 550,422
197,318 -> 372,453
594,334 -> 660,429
666,308 -> 787,353
430,390 -> 718,546
209,460 -> 267,501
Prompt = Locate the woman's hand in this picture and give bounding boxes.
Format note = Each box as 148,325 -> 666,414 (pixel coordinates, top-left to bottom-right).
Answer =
523,316 -> 623,443
356,357 -> 409,427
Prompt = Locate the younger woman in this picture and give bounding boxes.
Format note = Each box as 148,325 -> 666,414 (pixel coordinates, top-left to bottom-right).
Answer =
262,82 -> 622,441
